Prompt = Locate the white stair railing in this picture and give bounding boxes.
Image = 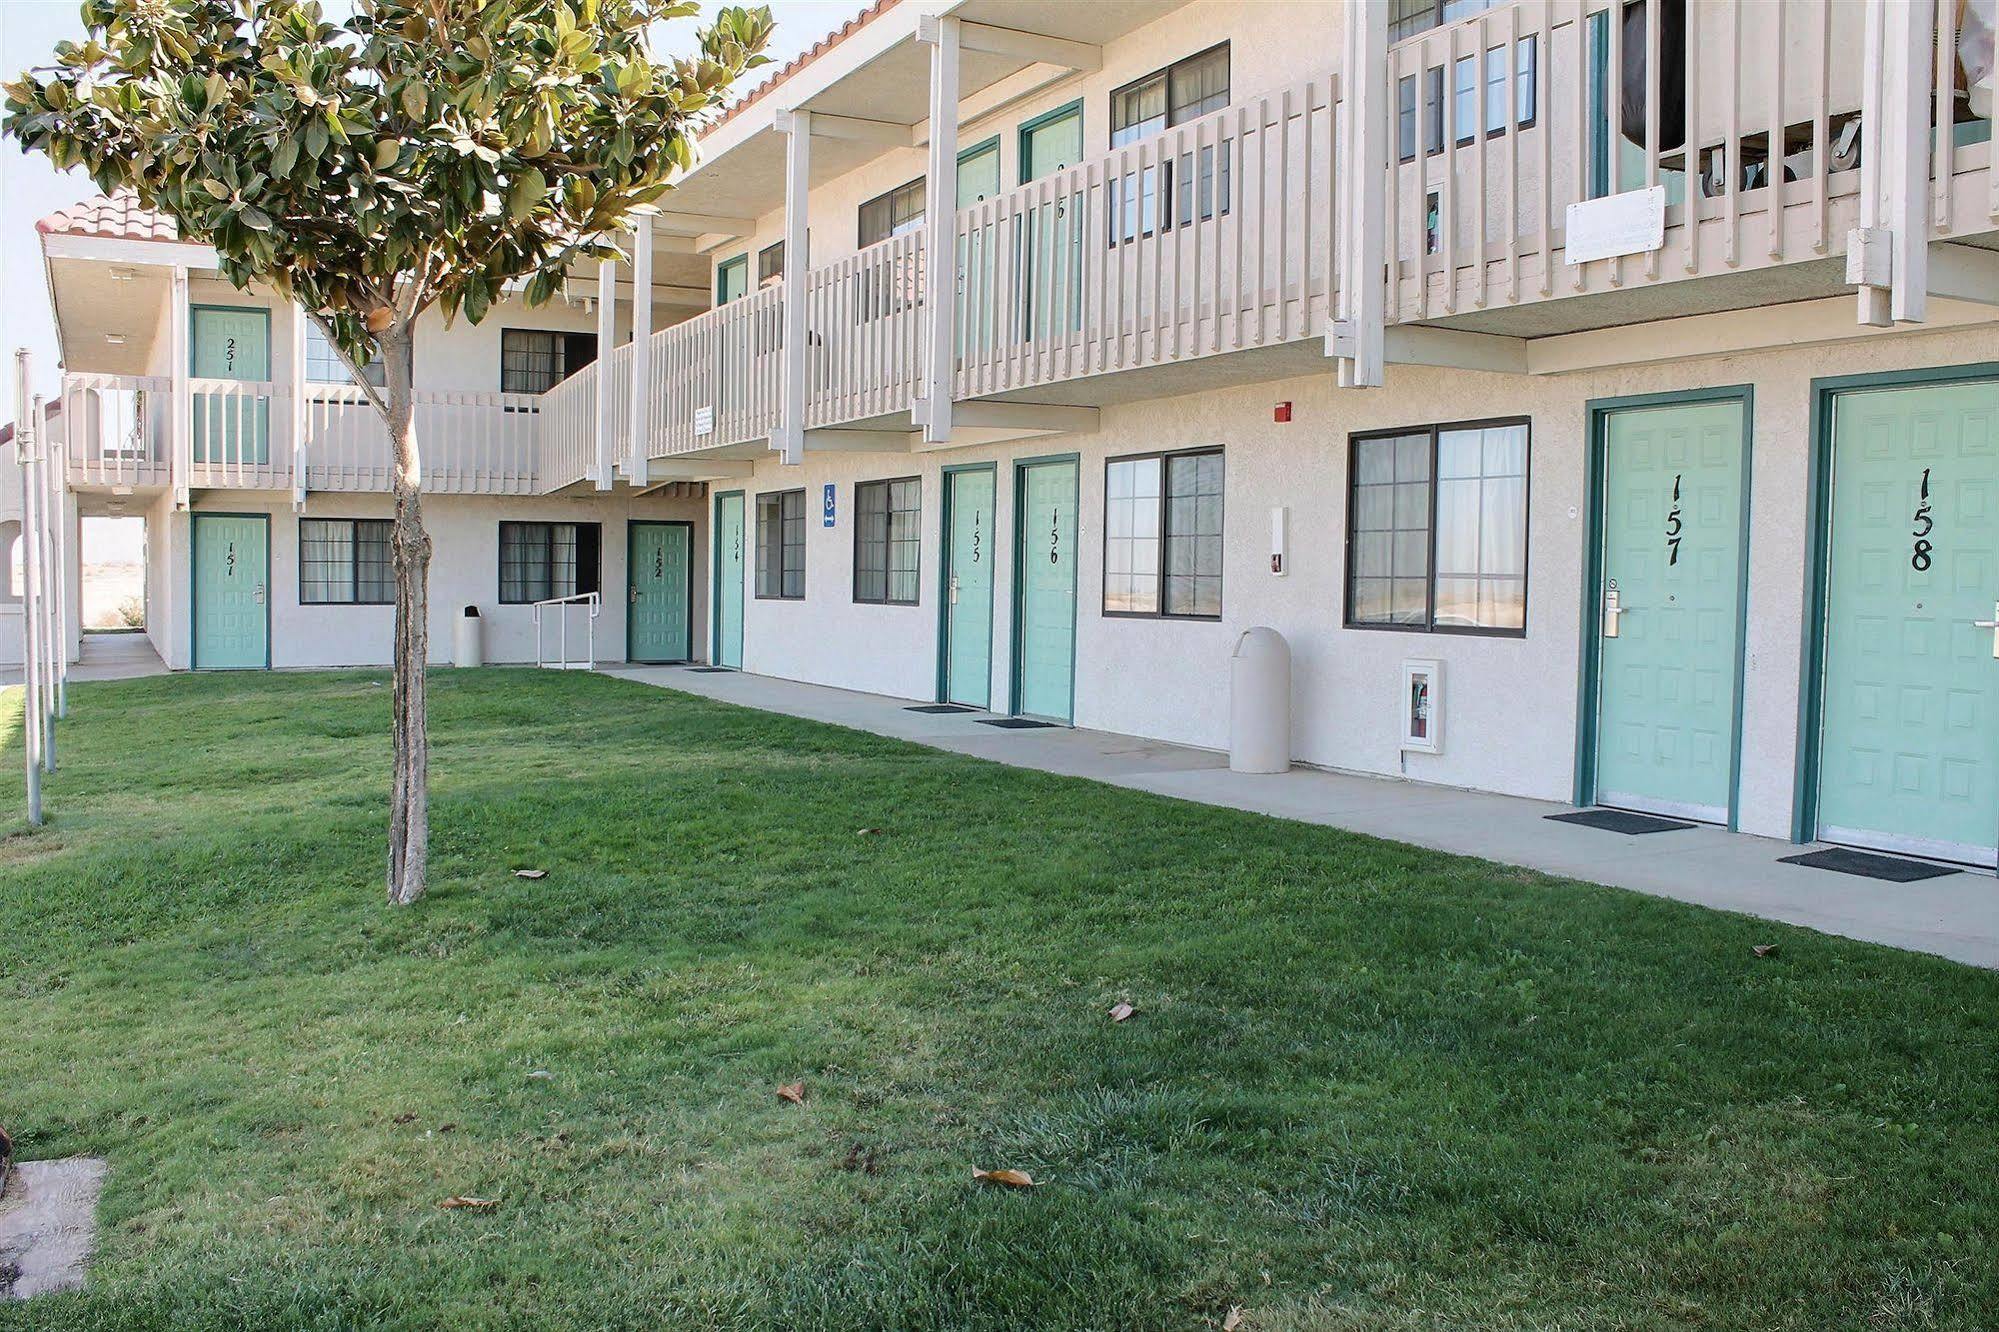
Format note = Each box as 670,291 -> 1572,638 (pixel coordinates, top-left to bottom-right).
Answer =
532,592 -> 600,671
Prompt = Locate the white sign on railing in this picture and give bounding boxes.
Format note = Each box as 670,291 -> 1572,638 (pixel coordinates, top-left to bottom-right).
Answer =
693,405 -> 714,437
1565,187 -> 1667,265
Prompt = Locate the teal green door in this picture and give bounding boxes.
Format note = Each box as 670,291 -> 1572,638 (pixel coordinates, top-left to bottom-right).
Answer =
1013,458 -> 1079,722
629,522 -> 692,663
1018,103 -> 1083,340
192,514 -> 268,670
1591,398 -> 1749,823
713,492 -> 746,668
1817,380 -> 1999,866
942,467 -> 996,708
190,305 -> 271,465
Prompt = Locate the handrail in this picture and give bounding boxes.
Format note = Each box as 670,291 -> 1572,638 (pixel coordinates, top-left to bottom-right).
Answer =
532,591 -> 600,671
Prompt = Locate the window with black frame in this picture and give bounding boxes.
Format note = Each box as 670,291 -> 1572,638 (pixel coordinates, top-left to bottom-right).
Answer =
300,518 -> 393,604
500,329 -> 598,394
853,477 -> 921,605
757,240 -> 786,288
1346,420 -> 1527,634
1103,448 -> 1224,618
304,322 -> 387,387
1109,44 -> 1232,244
858,179 -> 925,248
498,521 -> 601,603
755,489 -> 806,599
1396,36 -> 1537,163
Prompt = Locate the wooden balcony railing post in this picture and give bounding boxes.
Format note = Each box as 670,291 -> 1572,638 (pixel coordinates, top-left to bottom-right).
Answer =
918,14 -> 961,444
289,303 -> 309,510
776,108 -> 811,464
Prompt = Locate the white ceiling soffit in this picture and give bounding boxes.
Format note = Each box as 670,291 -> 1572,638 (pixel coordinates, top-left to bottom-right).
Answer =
663,0 -> 1188,227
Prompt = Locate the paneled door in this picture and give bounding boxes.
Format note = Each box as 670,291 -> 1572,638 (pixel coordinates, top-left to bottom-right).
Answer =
189,305 -> 271,465
712,491 -> 746,669
941,466 -> 996,708
192,513 -> 268,670
1012,457 -> 1078,723
1817,380 -> 1999,866
628,521 -> 692,664
1591,396 -> 1749,824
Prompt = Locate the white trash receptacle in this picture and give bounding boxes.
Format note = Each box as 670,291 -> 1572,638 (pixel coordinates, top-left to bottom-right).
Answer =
1229,627 -> 1291,774
454,605 -> 484,668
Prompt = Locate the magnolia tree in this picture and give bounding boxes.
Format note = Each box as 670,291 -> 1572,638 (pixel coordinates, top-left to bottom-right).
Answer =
6,0 -> 771,903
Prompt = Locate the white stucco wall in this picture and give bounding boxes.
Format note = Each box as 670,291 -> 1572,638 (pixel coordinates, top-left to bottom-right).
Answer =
713,320 -> 1999,843
163,489 -> 707,671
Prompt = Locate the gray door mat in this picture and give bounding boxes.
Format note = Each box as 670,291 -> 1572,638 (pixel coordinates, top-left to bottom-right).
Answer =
1778,847 -> 1964,882
686,667 -> 735,673
1545,809 -> 1697,835
980,718 -> 1057,729
905,704 -> 977,714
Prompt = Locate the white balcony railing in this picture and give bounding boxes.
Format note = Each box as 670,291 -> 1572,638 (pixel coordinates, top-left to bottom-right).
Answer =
302,386 -> 541,494
953,72 -> 1340,398
803,231 -> 927,426
1384,0 -> 1893,320
59,371 -> 173,489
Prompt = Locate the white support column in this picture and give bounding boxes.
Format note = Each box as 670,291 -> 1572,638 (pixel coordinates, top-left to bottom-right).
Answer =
919,16 -> 961,444
595,254 -> 617,488
1331,6 -> 1386,387
289,304 -> 309,510
776,108 -> 812,465
33,393 -> 55,770
1852,0 -> 1934,326
626,212 -> 654,482
14,352 -> 41,824
169,266 -> 191,508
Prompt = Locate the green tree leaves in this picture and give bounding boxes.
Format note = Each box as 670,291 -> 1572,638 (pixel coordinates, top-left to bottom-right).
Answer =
4,0 -> 773,369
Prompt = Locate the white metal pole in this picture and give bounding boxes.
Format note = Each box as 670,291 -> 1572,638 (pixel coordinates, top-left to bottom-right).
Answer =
627,212 -> 653,484
776,108 -> 812,464
32,394 -> 54,773
15,351 -> 43,825
919,17 -> 961,444
45,400 -> 67,719
594,256 -> 617,488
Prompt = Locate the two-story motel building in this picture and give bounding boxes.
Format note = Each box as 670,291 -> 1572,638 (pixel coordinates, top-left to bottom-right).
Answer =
25,0 -> 1999,871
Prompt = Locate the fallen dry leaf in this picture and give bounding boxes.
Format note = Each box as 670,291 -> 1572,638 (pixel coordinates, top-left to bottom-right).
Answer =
1109,1002 -> 1136,1023
776,1081 -> 806,1105
855,827 -> 883,837
1752,943 -> 1779,958
527,1070 -> 553,1080
391,1111 -> 418,1125
438,1195 -> 499,1210
513,868 -> 547,880
1222,1306 -> 1245,1331
972,1166 -> 1038,1189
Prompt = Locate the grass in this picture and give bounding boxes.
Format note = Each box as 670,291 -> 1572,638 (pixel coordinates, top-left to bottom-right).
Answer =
0,668 -> 1993,1331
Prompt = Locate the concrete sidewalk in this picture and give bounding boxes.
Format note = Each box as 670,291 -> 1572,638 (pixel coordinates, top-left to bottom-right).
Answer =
608,664 -> 1999,970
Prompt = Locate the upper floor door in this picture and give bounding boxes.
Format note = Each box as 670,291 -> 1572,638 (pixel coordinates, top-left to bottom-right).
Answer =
190,305 -> 271,465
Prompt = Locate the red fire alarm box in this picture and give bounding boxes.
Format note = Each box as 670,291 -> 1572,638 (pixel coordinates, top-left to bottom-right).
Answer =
1273,401 -> 1293,423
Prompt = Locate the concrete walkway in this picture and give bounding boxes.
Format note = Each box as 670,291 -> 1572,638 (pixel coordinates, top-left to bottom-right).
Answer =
0,633 -> 166,687
607,664 -> 1999,970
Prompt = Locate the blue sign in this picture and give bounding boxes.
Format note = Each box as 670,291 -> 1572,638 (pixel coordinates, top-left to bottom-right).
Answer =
822,482 -> 837,528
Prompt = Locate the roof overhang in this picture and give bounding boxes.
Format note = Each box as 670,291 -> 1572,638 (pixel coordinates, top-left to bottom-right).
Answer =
663,0 -> 1192,238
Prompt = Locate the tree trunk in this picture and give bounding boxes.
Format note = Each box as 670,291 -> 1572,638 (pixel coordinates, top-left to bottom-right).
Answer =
382,324 -> 432,905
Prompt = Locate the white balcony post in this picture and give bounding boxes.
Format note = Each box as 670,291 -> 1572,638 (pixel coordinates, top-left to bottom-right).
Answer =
1854,0 -> 1934,326
1331,3 -> 1386,387
14,352 -> 42,825
919,15 -> 961,444
169,266 -> 191,507
290,304 -> 309,509
626,211 -> 654,482
776,107 -> 812,465
595,254 -> 618,488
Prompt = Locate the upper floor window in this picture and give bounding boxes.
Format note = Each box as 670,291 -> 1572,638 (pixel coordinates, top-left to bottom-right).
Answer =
499,521 -> 601,603
757,241 -> 785,288
716,253 -> 749,304
755,489 -> 806,599
304,321 -> 386,388
1110,43 -> 1230,148
1390,0 -> 1501,43
958,137 -> 1001,206
853,477 -> 921,605
1397,36 -> 1537,162
500,329 -> 596,394
1105,448 -> 1224,618
858,178 -> 925,248
301,518 -> 393,604
1346,420 -> 1528,635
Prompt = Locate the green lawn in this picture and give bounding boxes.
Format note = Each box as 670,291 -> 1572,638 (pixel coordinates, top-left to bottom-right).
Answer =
0,670 -> 1993,1331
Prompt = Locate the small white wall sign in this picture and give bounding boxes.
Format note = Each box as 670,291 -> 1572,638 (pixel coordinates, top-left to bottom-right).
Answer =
693,405 -> 714,437
1564,185 -> 1666,265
